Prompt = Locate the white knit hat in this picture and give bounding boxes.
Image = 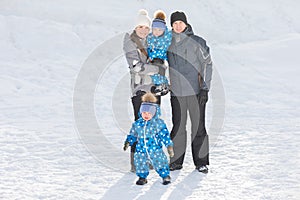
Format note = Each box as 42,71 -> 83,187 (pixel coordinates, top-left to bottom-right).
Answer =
135,9 -> 151,28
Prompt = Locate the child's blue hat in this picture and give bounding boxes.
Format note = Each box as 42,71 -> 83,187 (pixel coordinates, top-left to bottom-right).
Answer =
140,102 -> 157,117
152,18 -> 166,30
152,10 -> 167,31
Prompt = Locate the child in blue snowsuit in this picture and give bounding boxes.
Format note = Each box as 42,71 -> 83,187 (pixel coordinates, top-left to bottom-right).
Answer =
147,10 -> 172,96
123,93 -> 174,185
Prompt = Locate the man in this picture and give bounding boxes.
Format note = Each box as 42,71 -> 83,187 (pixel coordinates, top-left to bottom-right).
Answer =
167,11 -> 212,173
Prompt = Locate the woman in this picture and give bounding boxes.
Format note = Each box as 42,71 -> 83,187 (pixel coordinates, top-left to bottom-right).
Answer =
123,9 -> 161,172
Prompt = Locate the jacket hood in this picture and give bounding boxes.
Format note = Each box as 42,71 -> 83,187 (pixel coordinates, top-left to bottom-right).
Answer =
184,24 -> 194,36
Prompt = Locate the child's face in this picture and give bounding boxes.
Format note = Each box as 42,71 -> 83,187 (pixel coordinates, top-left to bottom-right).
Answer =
142,112 -> 153,121
152,28 -> 164,37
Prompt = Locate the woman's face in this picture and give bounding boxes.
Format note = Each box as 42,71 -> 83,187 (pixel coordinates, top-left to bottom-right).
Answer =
172,21 -> 187,33
135,25 -> 150,39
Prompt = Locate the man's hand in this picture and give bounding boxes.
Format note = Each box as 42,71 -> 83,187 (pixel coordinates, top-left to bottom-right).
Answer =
198,90 -> 208,105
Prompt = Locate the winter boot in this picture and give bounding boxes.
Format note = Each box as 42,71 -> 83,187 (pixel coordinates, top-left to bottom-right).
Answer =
136,177 -> 147,185
169,163 -> 182,171
162,176 -> 171,185
196,165 -> 208,174
130,152 -> 136,173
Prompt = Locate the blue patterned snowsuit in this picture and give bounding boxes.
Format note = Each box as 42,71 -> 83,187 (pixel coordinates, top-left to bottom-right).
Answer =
147,28 -> 172,94
147,28 -> 172,61
124,106 -> 173,179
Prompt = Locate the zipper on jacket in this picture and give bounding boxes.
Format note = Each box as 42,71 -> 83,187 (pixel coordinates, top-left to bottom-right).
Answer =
184,49 -> 187,64
172,47 -> 177,65
143,121 -> 153,166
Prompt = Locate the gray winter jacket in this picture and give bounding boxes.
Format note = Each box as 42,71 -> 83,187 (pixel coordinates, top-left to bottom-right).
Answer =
167,24 -> 212,96
123,32 -> 159,97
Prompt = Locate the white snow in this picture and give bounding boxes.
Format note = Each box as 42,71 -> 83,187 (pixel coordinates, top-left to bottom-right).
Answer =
1,0 -> 300,199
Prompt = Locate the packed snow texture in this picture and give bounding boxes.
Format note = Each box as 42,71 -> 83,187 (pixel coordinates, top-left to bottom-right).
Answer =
0,0 -> 299,199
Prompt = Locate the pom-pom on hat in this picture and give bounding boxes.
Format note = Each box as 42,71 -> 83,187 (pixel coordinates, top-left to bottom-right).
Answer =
142,92 -> 157,103
152,10 -> 166,30
135,9 -> 151,28
154,10 -> 166,21
170,11 -> 188,26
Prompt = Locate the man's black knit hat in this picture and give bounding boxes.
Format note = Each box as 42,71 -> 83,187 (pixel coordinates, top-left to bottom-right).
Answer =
170,11 -> 187,26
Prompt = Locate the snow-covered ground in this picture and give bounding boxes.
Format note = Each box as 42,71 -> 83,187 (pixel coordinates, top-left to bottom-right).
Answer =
0,0 -> 300,199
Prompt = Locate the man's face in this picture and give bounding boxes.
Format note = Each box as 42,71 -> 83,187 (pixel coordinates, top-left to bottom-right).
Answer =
172,21 -> 187,33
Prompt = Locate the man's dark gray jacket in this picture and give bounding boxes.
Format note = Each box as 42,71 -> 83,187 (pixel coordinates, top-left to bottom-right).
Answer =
167,24 -> 213,96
